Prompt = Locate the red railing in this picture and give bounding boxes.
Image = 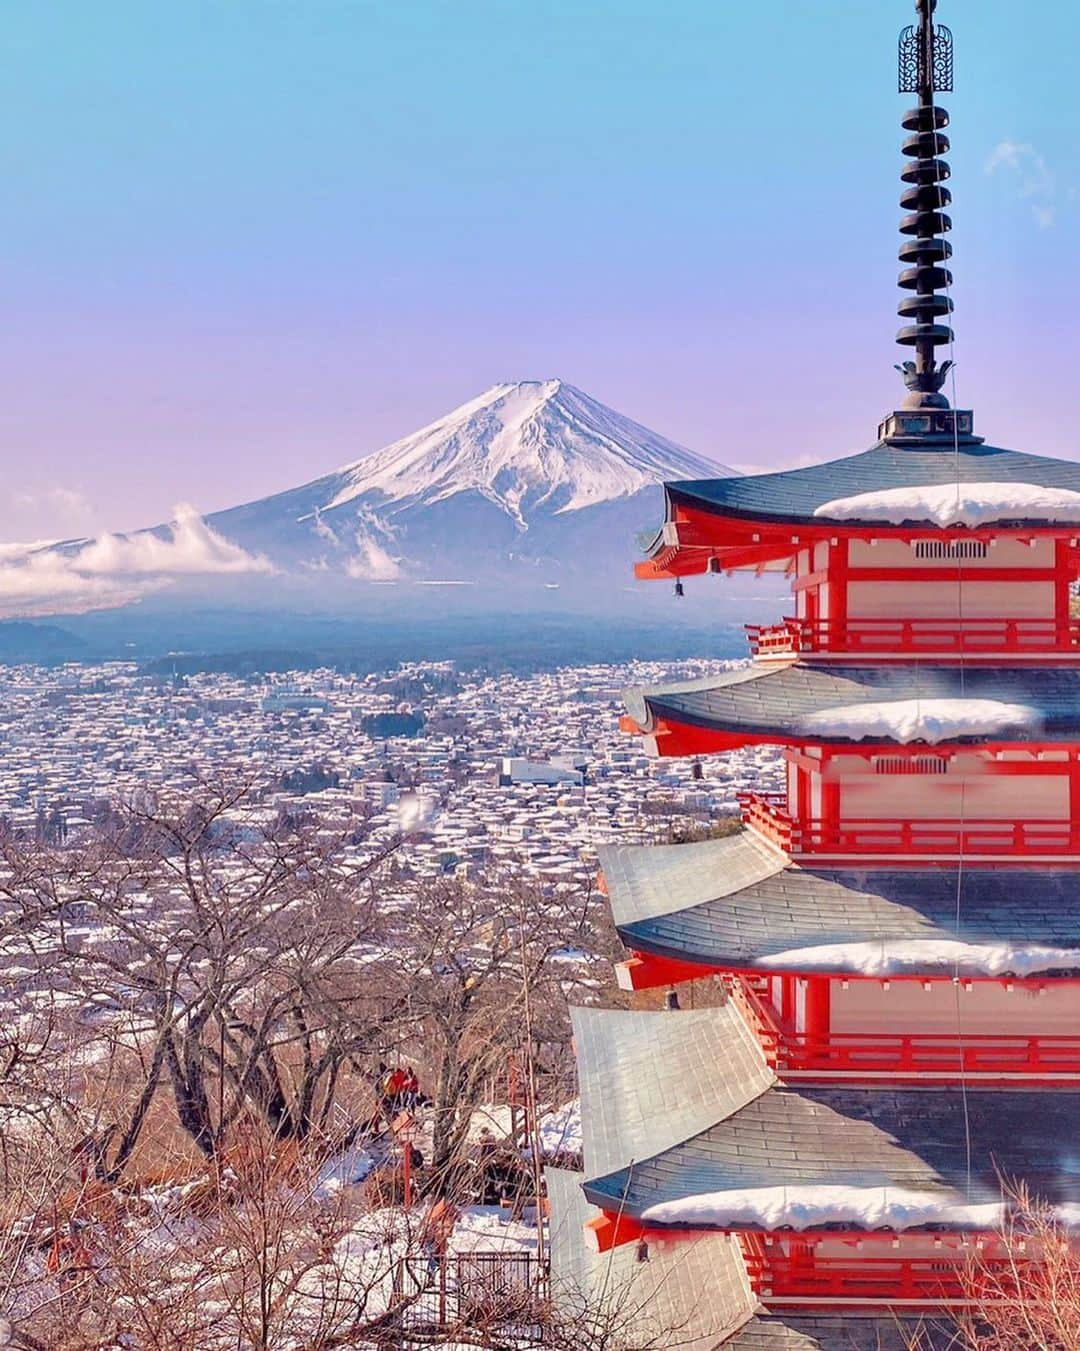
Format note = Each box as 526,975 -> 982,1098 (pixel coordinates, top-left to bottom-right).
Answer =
746,616 -> 1080,658
727,975 -> 1080,1079
782,1031 -> 1080,1076
759,1252 -> 979,1302
738,791 -> 1080,856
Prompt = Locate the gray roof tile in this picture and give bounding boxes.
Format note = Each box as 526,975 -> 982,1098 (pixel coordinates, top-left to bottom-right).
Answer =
573,1005 -> 773,1179
626,664 -> 1080,745
584,1077 -> 1080,1223
728,1314 -> 961,1349
661,440 -> 1080,528
546,1165 -> 756,1351
603,834 -> 1080,975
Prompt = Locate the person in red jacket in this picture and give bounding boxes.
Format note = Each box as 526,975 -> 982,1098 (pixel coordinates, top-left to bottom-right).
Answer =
378,1064 -> 411,1117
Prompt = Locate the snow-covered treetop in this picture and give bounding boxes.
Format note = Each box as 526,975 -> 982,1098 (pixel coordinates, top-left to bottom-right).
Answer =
814,481 -> 1080,528
326,380 -> 728,526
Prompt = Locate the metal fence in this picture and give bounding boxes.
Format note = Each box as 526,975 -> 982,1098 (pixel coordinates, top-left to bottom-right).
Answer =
388,1250 -> 550,1345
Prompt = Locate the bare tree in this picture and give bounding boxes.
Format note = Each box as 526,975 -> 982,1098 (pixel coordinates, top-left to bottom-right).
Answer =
0,783 -> 407,1171
955,1184 -> 1080,1349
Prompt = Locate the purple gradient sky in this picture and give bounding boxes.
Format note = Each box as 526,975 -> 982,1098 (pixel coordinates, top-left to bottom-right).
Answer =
2,0 -> 1077,540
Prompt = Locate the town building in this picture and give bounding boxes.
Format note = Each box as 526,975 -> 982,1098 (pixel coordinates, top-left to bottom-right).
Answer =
554,1 -> 1080,1344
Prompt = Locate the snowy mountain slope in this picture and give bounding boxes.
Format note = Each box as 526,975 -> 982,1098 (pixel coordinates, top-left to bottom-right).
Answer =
205,379 -> 732,584
322,379 -> 722,524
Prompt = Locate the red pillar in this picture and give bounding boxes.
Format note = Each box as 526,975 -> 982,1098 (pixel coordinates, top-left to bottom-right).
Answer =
804,978 -> 831,1065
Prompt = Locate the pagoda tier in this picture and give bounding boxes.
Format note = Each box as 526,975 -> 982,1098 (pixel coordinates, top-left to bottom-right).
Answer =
548,1164 -> 955,1349
601,833 -> 1080,975
603,835 -> 1080,1081
637,434 -> 1080,583
569,1007 -> 1078,1313
622,663 -> 1080,752
551,0 -> 1080,1336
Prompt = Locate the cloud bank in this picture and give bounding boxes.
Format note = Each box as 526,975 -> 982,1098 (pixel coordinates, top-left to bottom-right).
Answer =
0,504 -> 272,619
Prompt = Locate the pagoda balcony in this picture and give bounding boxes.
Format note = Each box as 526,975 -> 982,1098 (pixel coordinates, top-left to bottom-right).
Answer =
728,975 -> 1080,1083
739,1231 -> 1015,1306
738,791 -> 1080,858
745,616 -> 1080,660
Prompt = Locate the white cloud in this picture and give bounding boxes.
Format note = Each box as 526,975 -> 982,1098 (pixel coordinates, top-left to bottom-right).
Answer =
0,504 -> 272,619
345,530 -> 403,582
986,139 -> 1057,227
73,503 -> 271,577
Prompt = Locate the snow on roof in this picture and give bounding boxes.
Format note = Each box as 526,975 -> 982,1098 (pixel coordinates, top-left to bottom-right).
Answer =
799,697 -> 1042,744
641,1184 -> 1003,1232
757,937 -> 1080,978
813,480 -> 1080,527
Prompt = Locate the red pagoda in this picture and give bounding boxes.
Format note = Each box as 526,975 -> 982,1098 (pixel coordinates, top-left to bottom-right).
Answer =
549,2 -> 1080,1345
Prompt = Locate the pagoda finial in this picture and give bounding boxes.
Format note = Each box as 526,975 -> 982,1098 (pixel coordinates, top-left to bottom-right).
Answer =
894,0 -> 955,410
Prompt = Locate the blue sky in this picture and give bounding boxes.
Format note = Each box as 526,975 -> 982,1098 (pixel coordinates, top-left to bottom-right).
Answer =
1,0 -> 1076,537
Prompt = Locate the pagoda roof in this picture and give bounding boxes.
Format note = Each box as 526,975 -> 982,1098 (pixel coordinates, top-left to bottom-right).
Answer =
601,832 -> 1080,976
576,1008 -> 1080,1229
547,1164 -> 757,1351
625,662 -> 1080,749
659,439 -> 1080,530
548,1164 -> 956,1350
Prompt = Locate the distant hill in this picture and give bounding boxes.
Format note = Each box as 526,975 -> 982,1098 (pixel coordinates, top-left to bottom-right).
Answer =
0,621 -> 87,664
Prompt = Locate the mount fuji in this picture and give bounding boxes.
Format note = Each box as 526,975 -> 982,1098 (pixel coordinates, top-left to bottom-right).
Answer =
204,379 -> 730,590
1,381 -> 738,626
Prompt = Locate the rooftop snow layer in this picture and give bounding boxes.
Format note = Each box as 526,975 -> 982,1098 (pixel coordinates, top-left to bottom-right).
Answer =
814,481 -> 1080,527
758,938 -> 1080,978
799,698 -> 1043,744
641,1184 -> 1003,1232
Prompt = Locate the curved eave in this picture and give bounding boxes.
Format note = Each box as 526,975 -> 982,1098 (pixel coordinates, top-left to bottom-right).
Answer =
639,442 -> 1080,579
603,846 -> 1080,979
581,1080 -> 1080,1228
637,713 -> 1080,757
623,663 -> 1080,752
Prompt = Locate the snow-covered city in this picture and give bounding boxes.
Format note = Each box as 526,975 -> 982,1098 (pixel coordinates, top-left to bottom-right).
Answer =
0,657 -> 781,878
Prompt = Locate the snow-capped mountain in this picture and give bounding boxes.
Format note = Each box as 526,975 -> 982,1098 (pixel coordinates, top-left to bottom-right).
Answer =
322,379 -> 720,526
206,379 -> 730,586
2,381 -> 735,622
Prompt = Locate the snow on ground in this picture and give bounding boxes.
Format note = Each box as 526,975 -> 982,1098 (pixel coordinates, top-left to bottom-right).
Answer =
536,1099 -> 582,1158
450,1205 -> 538,1255
757,938 -> 1080,978
316,1141 -> 382,1196
800,697 -> 1042,743
813,481 -> 1080,527
641,1184 -> 1004,1231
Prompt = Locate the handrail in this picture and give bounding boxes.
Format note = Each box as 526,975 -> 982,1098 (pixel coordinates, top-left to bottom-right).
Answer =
726,975 -> 1080,1076
746,616 -> 1080,657
738,791 -> 1080,856
780,1030 -> 1080,1074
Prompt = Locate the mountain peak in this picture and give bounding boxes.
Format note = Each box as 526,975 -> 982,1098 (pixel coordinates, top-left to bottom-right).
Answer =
325,379 -> 726,526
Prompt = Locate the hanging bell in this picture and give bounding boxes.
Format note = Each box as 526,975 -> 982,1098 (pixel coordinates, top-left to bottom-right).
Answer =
674,580 -> 685,598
